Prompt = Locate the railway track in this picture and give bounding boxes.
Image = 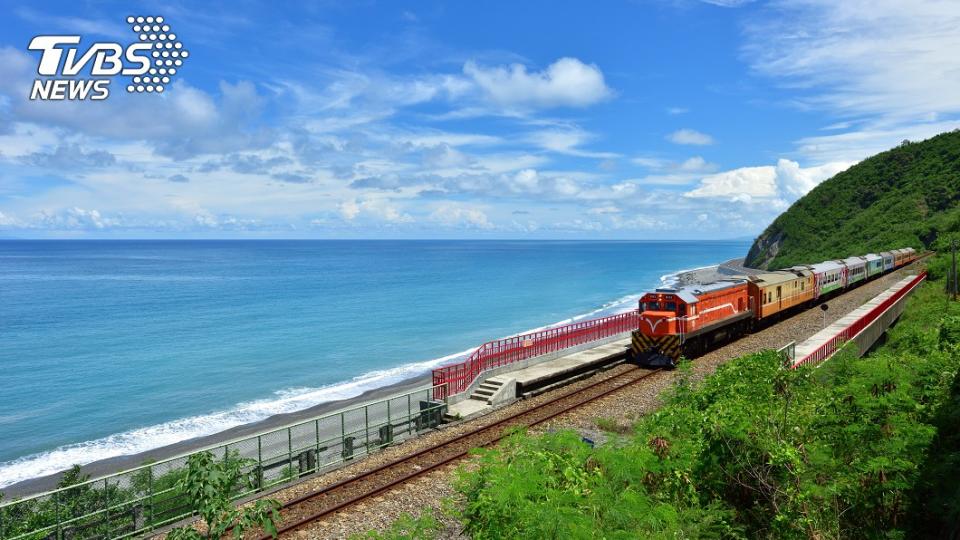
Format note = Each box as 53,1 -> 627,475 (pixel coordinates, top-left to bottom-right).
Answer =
252,365 -> 662,539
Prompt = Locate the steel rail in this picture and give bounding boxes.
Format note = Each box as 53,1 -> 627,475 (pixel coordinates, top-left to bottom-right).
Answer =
254,365 -> 661,539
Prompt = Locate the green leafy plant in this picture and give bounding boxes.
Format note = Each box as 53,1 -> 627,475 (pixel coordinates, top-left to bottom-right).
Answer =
167,451 -> 281,540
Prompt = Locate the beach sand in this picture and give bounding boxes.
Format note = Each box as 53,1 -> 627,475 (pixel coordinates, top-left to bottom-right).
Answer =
4,257 -> 757,498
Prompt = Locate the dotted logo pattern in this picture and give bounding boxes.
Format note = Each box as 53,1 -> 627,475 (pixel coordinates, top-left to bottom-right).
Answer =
124,16 -> 189,93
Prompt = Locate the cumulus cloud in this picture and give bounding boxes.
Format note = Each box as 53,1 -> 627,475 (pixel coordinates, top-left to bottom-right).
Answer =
685,159 -> 855,201
463,57 -> 612,109
685,165 -> 777,199
666,128 -> 714,145
773,159 -> 855,199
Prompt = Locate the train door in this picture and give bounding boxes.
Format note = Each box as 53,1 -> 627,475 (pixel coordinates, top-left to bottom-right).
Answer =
776,286 -> 782,309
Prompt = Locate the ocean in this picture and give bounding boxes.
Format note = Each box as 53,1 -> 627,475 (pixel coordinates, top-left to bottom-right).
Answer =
0,239 -> 749,488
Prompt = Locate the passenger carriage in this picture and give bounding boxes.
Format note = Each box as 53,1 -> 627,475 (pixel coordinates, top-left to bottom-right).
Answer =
892,249 -> 906,267
808,260 -> 846,298
863,253 -> 884,278
841,256 -> 867,285
747,271 -> 814,319
880,251 -> 895,271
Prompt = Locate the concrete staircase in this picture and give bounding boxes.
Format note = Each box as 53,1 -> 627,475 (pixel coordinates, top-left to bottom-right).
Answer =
469,378 -> 506,404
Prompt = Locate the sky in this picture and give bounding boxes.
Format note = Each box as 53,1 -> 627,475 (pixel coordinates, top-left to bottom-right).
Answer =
0,0 -> 958,239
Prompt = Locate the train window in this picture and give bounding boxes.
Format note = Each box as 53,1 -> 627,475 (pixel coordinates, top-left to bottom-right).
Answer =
665,302 -> 677,311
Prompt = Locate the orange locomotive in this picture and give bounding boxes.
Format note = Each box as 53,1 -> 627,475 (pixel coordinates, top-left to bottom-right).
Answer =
629,279 -> 753,367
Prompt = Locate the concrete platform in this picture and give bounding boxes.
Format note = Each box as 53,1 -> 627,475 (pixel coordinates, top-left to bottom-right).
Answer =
445,336 -> 631,420
511,338 -> 630,390
794,274 -> 921,365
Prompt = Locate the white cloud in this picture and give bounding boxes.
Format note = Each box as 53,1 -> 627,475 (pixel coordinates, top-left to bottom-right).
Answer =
337,198 -> 413,224
525,127 -> 618,158
0,211 -> 21,227
667,128 -> 714,145
742,1 -> 960,162
588,205 -> 621,215
701,0 -> 756,7
463,57 -> 612,109
773,159 -> 855,199
678,156 -> 713,172
35,207 -> 115,230
428,204 -> 492,229
685,159 -> 855,201
744,1 -> 960,123
685,165 -> 777,199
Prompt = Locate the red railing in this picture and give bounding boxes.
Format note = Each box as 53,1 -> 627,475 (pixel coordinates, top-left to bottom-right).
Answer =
432,311 -> 640,399
792,271 -> 926,368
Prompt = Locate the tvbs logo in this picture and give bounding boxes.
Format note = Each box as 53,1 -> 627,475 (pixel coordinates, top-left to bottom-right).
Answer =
28,16 -> 189,101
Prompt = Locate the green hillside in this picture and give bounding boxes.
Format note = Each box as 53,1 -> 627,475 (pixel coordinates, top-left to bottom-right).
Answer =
745,130 -> 960,269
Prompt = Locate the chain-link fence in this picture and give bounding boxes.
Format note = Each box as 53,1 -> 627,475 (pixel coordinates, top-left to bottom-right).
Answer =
0,385 -> 446,540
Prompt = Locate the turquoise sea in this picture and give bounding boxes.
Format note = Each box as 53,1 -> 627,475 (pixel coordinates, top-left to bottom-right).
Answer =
0,240 -> 749,487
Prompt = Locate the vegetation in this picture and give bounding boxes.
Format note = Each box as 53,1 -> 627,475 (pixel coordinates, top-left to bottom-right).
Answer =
363,265 -> 960,539
167,451 -> 280,540
745,130 -> 960,269
0,451 -> 267,540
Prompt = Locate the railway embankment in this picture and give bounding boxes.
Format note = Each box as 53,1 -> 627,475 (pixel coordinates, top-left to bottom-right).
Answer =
281,261 -> 934,538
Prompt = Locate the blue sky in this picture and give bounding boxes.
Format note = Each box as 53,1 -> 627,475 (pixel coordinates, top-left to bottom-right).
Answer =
0,0 -> 958,238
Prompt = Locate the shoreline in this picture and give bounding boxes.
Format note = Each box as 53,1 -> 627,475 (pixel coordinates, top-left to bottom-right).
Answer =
1,257 -> 750,499
2,373 -> 432,497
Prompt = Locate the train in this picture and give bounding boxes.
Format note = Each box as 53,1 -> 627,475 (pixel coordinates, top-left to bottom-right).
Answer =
628,247 -> 919,368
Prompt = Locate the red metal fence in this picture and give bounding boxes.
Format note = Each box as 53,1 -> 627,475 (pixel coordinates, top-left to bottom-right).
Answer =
791,271 -> 926,368
432,311 -> 640,399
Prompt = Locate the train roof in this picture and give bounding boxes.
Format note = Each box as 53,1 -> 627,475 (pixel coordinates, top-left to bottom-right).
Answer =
809,260 -> 844,273
841,256 -> 866,267
749,271 -> 800,286
781,265 -> 814,277
863,253 -> 882,262
653,278 -> 746,304
879,251 -> 894,258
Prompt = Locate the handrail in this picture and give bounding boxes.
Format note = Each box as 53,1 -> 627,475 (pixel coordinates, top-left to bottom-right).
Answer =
432,310 -> 640,399
791,271 -> 926,368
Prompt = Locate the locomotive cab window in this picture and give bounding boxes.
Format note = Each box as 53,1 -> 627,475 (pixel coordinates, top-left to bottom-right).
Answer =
665,302 -> 677,311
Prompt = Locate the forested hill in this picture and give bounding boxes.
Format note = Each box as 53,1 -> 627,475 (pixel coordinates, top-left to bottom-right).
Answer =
745,130 -> 960,269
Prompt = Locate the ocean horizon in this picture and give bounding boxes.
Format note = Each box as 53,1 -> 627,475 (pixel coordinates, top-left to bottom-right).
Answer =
0,239 -> 749,489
